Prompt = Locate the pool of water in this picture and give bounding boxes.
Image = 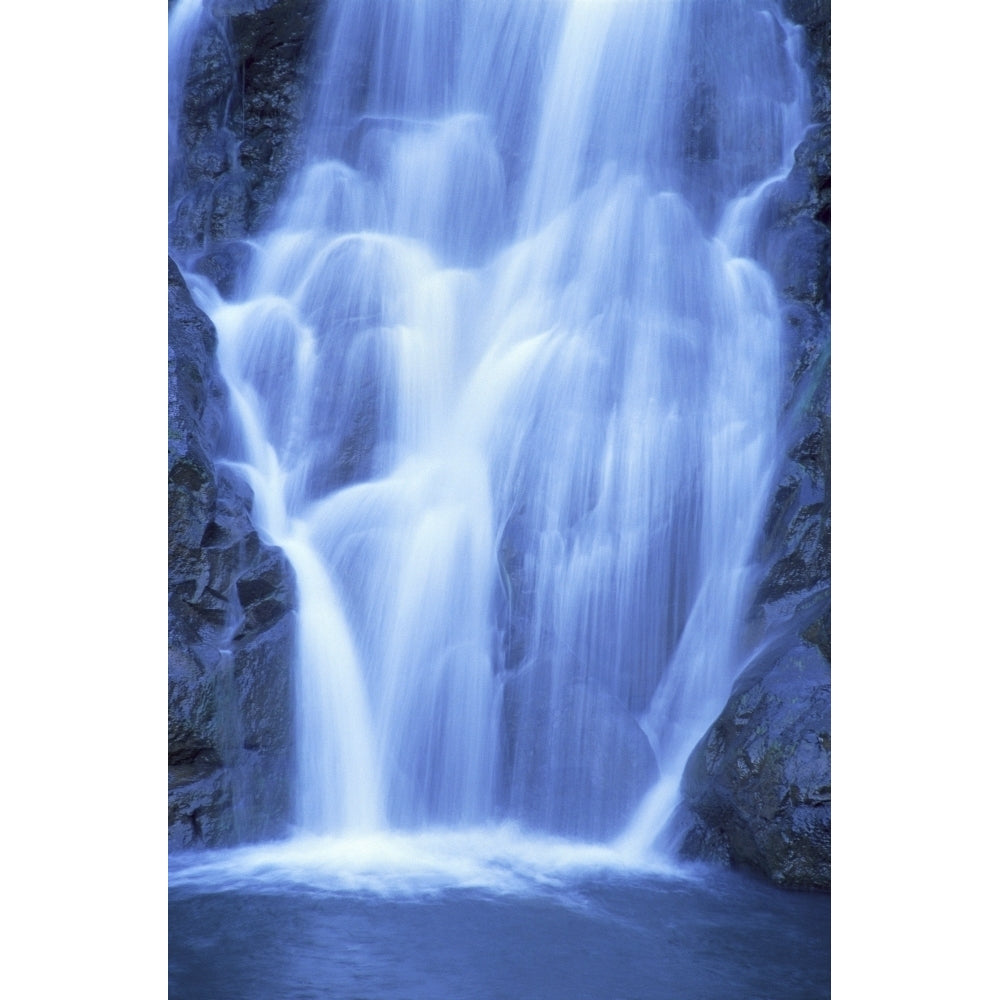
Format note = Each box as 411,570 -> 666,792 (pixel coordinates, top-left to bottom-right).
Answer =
169,834 -> 829,999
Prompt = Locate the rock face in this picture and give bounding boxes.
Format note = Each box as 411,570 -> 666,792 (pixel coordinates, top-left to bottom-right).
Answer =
168,257 -> 296,849
675,0 -> 831,889
168,0 -> 324,852
169,0 -> 324,254
676,642 -> 830,888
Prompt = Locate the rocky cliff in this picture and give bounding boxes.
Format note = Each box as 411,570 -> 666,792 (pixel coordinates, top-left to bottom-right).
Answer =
169,0 -> 324,254
168,258 -> 296,849
674,0 -> 831,889
168,0 -> 325,849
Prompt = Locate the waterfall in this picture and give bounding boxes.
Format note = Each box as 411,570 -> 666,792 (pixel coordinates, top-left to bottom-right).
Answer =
172,0 -> 810,853
168,0 -> 206,190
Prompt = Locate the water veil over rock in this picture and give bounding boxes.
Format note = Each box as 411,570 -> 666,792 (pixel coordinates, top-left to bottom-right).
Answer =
168,0 -> 830,891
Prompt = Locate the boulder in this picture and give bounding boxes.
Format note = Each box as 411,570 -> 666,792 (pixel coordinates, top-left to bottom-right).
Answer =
677,640 -> 830,889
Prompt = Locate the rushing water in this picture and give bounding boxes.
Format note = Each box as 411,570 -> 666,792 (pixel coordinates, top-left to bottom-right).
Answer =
175,0 -> 810,848
170,1 -> 825,992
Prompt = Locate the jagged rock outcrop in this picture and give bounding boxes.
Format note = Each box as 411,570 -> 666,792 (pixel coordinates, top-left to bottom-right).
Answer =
677,0 -> 831,889
169,0 -> 324,255
169,257 -> 296,849
168,0 -> 326,851
676,641 -> 830,888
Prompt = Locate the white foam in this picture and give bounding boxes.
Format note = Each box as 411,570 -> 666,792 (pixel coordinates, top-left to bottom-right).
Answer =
169,826 -> 688,899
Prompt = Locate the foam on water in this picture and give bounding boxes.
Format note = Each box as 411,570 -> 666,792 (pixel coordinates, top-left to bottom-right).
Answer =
169,826 -> 687,899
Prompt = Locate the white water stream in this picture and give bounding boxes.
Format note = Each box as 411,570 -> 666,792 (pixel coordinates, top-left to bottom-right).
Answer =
173,0 -> 810,859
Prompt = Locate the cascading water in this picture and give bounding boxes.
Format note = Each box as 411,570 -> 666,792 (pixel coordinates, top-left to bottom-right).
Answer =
173,0 -> 810,858
168,0 -> 208,192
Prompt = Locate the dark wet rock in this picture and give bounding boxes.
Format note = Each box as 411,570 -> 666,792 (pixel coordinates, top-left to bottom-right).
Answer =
677,641 -> 831,890
757,123 -> 831,312
235,544 -> 295,638
169,0 -> 324,253
208,171 -> 252,241
168,257 -> 227,571
753,127 -> 830,650
191,240 -> 257,299
763,212 -> 830,312
188,128 -> 235,181
755,4 -> 830,672
169,258 -> 296,849
678,0 -> 830,890
780,124 -> 832,229
169,769 -> 237,851
781,0 -> 830,120
234,611 -> 296,752
168,1 -> 318,843
181,22 -> 233,145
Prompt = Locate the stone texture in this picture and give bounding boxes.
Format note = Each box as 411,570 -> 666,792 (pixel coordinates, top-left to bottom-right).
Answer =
167,0 -> 318,850
781,0 -> 831,121
677,641 -> 830,889
168,257 -> 296,850
676,0 -> 831,890
169,0 -> 324,251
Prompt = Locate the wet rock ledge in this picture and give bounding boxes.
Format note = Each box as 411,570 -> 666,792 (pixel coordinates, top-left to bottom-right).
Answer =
168,0 -> 321,851
675,0 -> 831,890
168,257 -> 296,849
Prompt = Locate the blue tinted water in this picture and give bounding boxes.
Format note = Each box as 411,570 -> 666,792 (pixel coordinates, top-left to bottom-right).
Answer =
169,833 -> 829,998
169,3 -> 829,992
170,866 -> 829,999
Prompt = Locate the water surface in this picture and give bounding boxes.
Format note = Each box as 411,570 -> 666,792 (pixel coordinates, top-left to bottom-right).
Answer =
169,834 -> 830,999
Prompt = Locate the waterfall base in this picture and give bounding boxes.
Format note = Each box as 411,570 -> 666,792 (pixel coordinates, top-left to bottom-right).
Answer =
170,844 -> 831,999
